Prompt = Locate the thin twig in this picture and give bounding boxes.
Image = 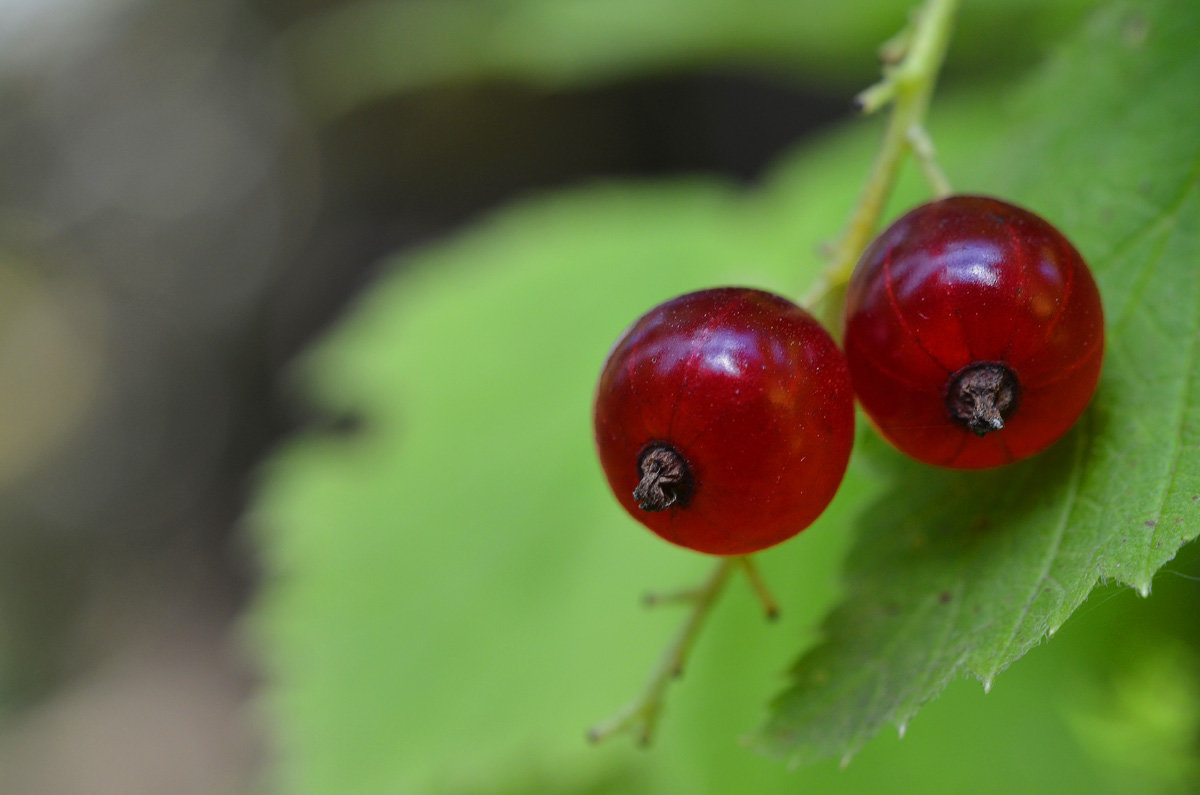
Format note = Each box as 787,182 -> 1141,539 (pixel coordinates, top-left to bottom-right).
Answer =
642,586 -> 706,607
587,559 -> 736,745
738,556 -> 780,620
823,0 -> 961,296
907,123 -> 954,197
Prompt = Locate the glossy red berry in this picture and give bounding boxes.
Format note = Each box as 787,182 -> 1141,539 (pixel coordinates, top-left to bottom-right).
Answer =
844,195 -> 1104,469
594,287 -> 855,556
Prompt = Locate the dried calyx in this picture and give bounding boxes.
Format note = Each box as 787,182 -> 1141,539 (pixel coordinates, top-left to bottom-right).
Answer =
946,362 -> 1020,436
633,444 -> 694,511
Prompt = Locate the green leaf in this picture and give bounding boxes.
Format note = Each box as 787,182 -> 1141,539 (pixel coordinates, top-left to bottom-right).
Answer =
245,101 -> 1007,792
284,0 -> 1092,118
757,0 -> 1200,764
248,179 -> 867,794
251,2 -> 1200,790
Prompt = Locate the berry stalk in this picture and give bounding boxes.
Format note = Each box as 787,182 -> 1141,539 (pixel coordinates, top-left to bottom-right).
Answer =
805,0 -> 960,308
588,0 -> 961,747
587,559 -> 736,745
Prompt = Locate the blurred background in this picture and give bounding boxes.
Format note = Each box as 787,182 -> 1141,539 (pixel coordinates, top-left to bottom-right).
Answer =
5,0 -> 1188,793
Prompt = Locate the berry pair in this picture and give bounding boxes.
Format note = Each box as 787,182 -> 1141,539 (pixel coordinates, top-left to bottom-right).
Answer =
594,196 -> 1104,555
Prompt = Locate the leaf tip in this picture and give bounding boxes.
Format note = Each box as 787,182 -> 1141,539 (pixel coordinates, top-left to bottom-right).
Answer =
982,677 -> 994,694
1136,582 -> 1152,598
896,720 -> 908,740
839,751 -> 855,770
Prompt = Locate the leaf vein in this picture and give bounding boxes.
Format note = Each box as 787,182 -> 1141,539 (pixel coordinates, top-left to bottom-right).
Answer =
989,429 -> 1087,669
1112,143 -> 1200,332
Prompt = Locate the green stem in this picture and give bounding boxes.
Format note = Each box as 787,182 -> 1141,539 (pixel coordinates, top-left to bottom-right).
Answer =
587,558 -> 736,746
805,0 -> 960,307
738,556 -> 780,620
907,122 -> 954,198
642,585 -> 706,607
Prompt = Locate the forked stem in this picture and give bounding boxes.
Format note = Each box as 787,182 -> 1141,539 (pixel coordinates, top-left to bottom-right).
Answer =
804,0 -> 960,309
588,559 -> 736,746
590,0 -> 960,748
589,555 -> 786,745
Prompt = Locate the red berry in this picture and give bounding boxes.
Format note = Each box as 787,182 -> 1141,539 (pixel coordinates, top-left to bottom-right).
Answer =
843,195 -> 1104,469
594,288 -> 855,556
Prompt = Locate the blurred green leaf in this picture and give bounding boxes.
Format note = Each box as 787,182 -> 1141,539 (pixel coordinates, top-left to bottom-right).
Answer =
758,0 -> 1200,764
251,1 -> 1200,791
283,0 -> 1093,118
248,177 -> 874,794
1066,641 -> 1200,788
